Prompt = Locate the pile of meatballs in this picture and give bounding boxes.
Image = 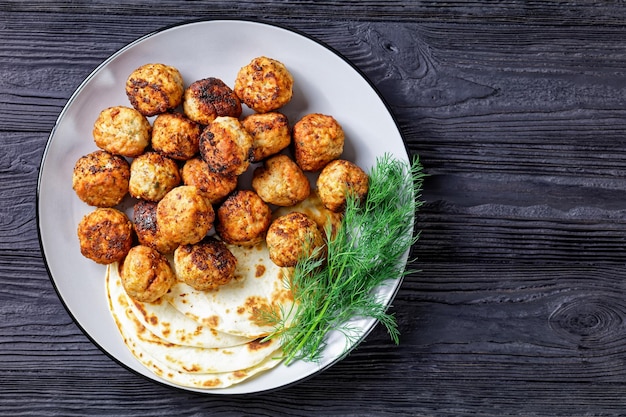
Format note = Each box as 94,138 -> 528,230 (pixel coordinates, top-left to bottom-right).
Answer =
73,56 -> 369,304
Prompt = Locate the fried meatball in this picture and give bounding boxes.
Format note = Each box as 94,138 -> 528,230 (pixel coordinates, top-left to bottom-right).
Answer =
72,150 -> 130,207
151,112 -> 201,160
266,212 -> 325,268
252,154 -> 310,206
316,159 -> 369,213
128,152 -> 181,202
216,190 -> 272,246
174,238 -> 237,291
234,56 -> 294,113
183,77 -> 242,125
156,185 -> 214,245
199,116 -> 253,176
125,63 -> 184,116
181,156 -> 238,204
132,200 -> 178,255
121,245 -> 176,303
293,113 -> 344,171
241,112 -> 291,162
77,208 -> 133,265
92,106 -> 151,157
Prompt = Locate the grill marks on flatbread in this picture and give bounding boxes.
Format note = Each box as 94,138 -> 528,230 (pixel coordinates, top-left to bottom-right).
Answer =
127,282 -> 253,348
105,241 -> 293,389
107,267 -> 284,388
163,243 -> 294,338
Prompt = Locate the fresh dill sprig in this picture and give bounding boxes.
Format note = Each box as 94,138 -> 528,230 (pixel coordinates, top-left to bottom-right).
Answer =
260,153 -> 425,365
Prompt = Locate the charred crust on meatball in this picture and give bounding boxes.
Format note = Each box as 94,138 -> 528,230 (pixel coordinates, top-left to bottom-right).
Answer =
183,77 -> 242,125
72,150 -> 130,207
133,200 -> 158,234
132,200 -> 178,255
126,78 -> 171,115
125,63 -> 184,117
174,238 -> 237,291
181,156 -> 238,204
77,208 -> 133,265
198,116 -> 253,176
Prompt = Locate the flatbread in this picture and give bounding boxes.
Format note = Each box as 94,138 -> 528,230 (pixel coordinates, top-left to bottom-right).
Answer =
164,242 -> 294,338
123,270 -> 253,348
107,268 -> 282,374
106,268 -> 281,389
124,334 -> 283,390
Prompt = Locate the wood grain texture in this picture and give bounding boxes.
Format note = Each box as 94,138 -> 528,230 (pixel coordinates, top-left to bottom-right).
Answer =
3,0 -> 626,415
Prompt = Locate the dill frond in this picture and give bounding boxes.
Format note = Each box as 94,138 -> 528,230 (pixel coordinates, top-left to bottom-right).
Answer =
259,154 -> 424,365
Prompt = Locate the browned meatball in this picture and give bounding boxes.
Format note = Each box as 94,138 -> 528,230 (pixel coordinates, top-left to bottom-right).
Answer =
234,56 -> 294,113
316,159 -> 369,212
183,77 -> 242,125
241,112 -> 291,162
174,238 -> 237,291
266,212 -> 325,267
121,245 -> 176,303
181,156 -> 238,204
293,113 -> 344,171
77,207 -> 133,265
72,150 -> 130,207
151,112 -> 201,160
128,151 -> 181,202
199,116 -> 253,176
92,106 -> 151,157
156,185 -> 215,245
252,154 -> 310,207
216,190 -> 272,246
125,63 -> 184,116
132,200 -> 179,255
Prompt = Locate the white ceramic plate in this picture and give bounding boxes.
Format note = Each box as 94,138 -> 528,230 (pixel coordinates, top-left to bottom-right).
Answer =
37,19 -> 410,394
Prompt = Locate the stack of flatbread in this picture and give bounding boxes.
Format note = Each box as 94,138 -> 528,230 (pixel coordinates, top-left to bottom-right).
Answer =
106,242 -> 293,389
105,194 -> 342,389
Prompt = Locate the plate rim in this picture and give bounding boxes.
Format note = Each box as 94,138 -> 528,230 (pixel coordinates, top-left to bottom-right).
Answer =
36,17 -> 411,395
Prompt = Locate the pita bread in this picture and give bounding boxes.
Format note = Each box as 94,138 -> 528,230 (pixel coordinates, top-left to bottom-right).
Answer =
107,267 -> 282,374
106,267 -> 284,388
124,334 -> 283,390
164,242 -> 294,338
123,271 -> 253,348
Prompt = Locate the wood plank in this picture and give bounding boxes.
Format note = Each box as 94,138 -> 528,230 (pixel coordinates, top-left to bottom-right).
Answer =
3,0 -> 626,25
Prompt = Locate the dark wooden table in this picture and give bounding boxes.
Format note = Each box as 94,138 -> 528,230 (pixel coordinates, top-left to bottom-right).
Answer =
4,1 -> 626,415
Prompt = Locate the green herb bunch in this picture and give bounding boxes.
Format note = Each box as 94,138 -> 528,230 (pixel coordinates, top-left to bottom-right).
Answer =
261,154 -> 424,365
